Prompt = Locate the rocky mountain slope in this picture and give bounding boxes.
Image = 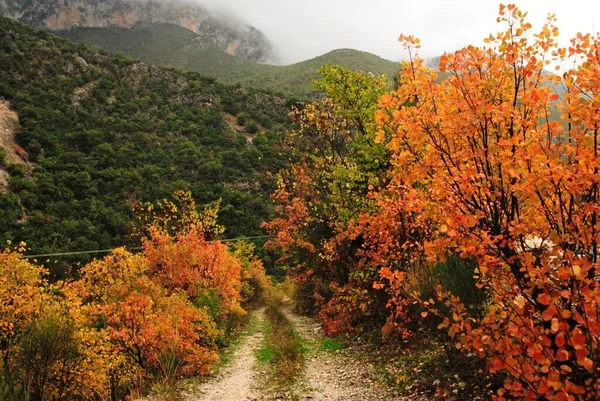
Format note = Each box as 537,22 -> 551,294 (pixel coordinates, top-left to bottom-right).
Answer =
59,23 -> 400,97
0,16 -> 290,275
0,0 -> 399,97
0,0 -> 273,62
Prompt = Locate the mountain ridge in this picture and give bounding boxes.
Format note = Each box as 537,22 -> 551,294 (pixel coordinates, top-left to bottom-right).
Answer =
57,23 -> 401,97
0,0 -> 274,62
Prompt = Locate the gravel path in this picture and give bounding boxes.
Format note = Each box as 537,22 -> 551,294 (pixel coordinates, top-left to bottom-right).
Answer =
185,308 -> 266,401
284,310 -> 408,401
166,306 -> 410,401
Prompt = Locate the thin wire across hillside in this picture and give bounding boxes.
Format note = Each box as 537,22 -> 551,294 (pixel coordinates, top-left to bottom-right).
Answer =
23,235 -> 275,259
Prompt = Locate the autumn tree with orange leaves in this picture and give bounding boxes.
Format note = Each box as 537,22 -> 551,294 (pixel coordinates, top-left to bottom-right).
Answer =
1,191 -> 269,400
264,65 -> 392,333
267,3 -> 600,399
373,4 -> 600,399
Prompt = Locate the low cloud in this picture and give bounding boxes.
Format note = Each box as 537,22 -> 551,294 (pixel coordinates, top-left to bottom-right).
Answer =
139,0 -> 600,65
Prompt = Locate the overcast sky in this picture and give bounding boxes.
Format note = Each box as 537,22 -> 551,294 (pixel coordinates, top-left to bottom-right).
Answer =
196,0 -> 599,64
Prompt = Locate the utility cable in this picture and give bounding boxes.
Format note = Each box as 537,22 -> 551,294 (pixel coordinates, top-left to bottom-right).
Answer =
23,234 -> 275,259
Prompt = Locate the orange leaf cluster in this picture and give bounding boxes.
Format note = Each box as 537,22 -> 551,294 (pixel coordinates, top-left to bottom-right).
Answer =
267,4 -> 600,399
0,192 -> 264,399
375,4 -> 600,399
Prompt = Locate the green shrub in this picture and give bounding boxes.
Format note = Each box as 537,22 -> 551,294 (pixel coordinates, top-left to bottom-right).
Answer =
245,121 -> 259,134
237,113 -> 248,126
5,164 -> 24,178
194,290 -> 223,323
16,313 -> 82,401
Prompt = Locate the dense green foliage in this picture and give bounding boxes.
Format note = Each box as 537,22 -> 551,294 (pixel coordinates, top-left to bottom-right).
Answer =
57,24 -> 400,97
0,17 -> 291,275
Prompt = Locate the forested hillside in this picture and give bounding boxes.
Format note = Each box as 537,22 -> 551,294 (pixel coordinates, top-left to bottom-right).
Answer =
57,24 -> 400,97
0,16 -> 292,275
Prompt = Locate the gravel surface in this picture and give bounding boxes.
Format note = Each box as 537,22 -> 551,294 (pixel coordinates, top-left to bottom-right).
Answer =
284,310 -> 409,401
144,306 -> 414,401
185,308 -> 266,401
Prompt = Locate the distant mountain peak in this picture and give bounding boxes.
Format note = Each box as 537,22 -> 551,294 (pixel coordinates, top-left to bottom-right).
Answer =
0,0 -> 274,63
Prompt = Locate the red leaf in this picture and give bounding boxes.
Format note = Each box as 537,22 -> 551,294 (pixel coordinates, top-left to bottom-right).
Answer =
542,305 -> 556,321
556,349 -> 569,361
572,329 -> 586,348
537,293 -> 552,306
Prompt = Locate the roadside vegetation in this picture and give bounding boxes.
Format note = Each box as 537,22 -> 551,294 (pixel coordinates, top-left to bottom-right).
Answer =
0,192 -> 272,400
254,284 -> 306,398
263,305 -> 306,383
265,5 -> 600,400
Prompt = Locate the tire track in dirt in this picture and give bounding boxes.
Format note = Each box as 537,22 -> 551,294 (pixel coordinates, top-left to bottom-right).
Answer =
284,310 -> 408,401
186,308 -> 266,401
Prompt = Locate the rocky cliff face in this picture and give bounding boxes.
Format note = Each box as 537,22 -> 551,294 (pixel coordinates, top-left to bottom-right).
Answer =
0,0 -> 273,62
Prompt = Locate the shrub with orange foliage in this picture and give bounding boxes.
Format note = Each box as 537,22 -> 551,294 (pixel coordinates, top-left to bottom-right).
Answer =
137,191 -> 244,325
77,249 -> 219,381
1,192 -> 256,399
0,247 -> 112,400
0,246 -> 49,362
374,4 -> 600,399
264,66 -> 391,327
143,226 -> 244,323
267,4 -> 600,399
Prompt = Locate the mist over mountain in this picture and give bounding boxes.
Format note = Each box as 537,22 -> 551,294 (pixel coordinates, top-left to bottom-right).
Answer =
0,0 -> 274,62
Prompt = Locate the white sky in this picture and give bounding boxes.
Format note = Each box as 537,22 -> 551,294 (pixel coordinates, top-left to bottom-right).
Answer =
196,0 -> 599,64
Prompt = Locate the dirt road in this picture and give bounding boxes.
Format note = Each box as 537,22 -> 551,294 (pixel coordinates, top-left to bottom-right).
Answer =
186,308 -> 266,401
284,311 -> 406,401
177,306 -> 406,401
